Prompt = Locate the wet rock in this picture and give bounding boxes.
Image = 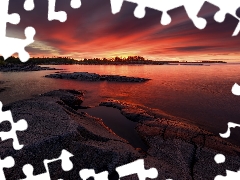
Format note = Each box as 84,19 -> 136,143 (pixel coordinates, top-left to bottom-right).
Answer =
100,100 -> 155,122
45,72 -> 150,82
100,100 -> 240,179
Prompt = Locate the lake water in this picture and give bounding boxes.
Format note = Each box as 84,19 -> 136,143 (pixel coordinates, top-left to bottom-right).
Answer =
1,64 -> 240,145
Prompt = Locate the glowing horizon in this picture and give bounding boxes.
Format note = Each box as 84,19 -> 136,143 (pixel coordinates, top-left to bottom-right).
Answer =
7,0 -> 240,62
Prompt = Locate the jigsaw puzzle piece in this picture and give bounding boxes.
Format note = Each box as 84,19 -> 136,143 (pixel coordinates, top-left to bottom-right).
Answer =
207,0 -> 240,22
110,0 -> 183,25
21,164 -> 50,180
48,0 -> 67,22
48,156 -> 80,180
215,170 -> 240,180
206,0 -> 240,36
116,159 -> 158,180
110,0 -> 206,28
0,27 -> 35,62
0,101 -> 28,150
79,169 -> 109,180
182,0 -> 207,29
0,0 -> 35,62
43,149 -> 74,172
0,0 -> 20,37
0,156 -> 15,180
219,122 -> 240,138
20,149 -> 73,180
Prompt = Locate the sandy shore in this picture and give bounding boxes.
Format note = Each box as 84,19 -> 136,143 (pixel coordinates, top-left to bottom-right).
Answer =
1,90 -> 240,179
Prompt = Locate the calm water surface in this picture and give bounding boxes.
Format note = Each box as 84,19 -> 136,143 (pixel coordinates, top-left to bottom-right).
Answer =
1,64 -> 240,144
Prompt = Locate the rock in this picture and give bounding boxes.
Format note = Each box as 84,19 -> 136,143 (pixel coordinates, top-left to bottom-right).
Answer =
0,87 -> 6,93
100,100 -> 155,122
100,100 -> 240,179
0,64 -> 63,72
42,89 -> 84,110
1,90 -> 141,180
45,72 -> 150,82
2,91 -> 240,179
0,81 -> 8,93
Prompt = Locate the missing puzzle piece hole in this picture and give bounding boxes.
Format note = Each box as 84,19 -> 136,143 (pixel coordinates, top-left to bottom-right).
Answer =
134,5 -> 146,19
24,0 -> 35,11
22,164 -> 34,177
8,13 -> 20,25
71,0 -> 81,9
24,27 -> 35,40
161,12 -> 171,25
214,154 -> 226,164
18,27 -> 36,63
214,11 -> 225,23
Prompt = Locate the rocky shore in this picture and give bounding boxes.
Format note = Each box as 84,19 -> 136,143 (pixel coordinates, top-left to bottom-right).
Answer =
100,100 -> 240,179
45,72 -> 150,82
1,90 -> 240,179
0,64 -> 62,72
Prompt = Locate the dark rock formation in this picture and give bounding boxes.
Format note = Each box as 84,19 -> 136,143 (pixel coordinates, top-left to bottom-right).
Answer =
45,72 -> 150,82
2,90 -> 240,179
1,90 -> 142,180
0,64 -> 62,72
100,100 -> 240,180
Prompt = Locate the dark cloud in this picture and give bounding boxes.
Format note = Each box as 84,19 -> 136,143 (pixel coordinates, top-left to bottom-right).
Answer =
5,0 -> 240,60
165,46 -> 216,52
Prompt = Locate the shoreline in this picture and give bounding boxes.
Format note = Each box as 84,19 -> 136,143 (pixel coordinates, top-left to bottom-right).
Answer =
0,64 -> 63,72
2,89 -> 240,179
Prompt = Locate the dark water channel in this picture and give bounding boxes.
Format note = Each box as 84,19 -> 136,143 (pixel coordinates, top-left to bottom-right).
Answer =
79,106 -> 148,151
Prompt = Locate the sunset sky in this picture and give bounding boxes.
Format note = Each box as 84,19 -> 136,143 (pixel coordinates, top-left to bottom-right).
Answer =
7,0 -> 240,61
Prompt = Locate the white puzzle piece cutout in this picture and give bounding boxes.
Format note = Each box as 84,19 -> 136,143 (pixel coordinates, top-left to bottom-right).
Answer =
0,101 -> 28,150
116,159 -> 158,180
214,155 -> 240,180
110,0 -> 240,36
21,149 -> 74,180
0,156 -> 15,180
79,169 -> 108,180
219,122 -> 240,138
0,0 -> 35,62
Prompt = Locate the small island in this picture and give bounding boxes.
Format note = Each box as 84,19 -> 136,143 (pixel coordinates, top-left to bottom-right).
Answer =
45,72 -> 150,82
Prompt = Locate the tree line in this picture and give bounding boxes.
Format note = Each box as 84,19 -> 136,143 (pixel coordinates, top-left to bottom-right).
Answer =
0,56 -> 226,65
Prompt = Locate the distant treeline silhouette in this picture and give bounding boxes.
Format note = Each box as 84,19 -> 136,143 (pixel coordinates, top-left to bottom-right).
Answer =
0,56 -> 226,65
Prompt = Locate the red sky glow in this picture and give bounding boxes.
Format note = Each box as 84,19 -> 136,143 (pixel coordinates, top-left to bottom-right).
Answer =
6,0 -> 240,61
